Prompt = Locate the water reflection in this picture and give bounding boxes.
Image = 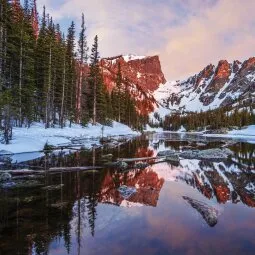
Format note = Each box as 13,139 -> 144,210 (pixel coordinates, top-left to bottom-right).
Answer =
0,134 -> 255,254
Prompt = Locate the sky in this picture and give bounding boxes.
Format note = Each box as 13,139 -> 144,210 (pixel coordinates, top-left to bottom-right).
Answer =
35,0 -> 255,80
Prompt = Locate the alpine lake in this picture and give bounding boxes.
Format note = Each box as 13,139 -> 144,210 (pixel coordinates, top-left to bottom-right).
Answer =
0,132 -> 254,255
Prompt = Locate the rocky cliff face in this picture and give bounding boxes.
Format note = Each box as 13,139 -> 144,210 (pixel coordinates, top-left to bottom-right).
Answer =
154,57 -> 255,114
100,54 -> 166,115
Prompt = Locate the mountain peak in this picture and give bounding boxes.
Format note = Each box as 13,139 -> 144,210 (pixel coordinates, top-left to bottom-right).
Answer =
100,54 -> 166,115
152,56 -> 255,116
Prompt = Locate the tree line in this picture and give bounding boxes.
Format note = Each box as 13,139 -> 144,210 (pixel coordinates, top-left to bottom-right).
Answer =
162,103 -> 255,131
0,0 -> 143,144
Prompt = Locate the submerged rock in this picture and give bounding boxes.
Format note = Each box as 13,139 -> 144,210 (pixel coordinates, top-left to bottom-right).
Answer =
50,202 -> 69,209
183,196 -> 219,227
166,154 -> 180,162
116,161 -> 128,170
157,150 -> 176,157
12,175 -> 45,181
23,196 -> 40,203
118,185 -> 137,199
180,148 -> 233,160
41,184 -> 64,191
0,172 -> 12,182
133,162 -> 150,169
105,161 -> 128,170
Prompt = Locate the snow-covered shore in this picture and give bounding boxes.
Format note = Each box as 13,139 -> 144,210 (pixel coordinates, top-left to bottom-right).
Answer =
145,125 -> 255,143
0,122 -> 139,155
203,125 -> 255,143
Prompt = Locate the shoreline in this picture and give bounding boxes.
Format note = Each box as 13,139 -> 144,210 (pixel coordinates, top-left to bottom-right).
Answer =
0,122 -> 140,162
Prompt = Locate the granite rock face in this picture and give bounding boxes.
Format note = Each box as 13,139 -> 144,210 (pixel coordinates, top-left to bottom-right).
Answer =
100,55 -> 166,115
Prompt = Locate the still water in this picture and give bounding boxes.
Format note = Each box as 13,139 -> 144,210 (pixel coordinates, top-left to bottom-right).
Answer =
0,133 -> 255,255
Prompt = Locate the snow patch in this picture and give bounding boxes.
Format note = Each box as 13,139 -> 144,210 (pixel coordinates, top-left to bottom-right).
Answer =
123,54 -> 146,62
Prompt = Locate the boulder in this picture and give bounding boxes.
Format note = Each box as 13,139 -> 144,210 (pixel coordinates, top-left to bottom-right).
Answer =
157,150 -> 176,157
183,196 -> 219,227
166,154 -> 180,162
0,172 -> 12,182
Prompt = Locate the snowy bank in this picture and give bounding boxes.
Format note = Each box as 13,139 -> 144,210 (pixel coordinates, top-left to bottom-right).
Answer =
203,125 -> 255,143
0,122 -> 139,155
144,125 -> 163,133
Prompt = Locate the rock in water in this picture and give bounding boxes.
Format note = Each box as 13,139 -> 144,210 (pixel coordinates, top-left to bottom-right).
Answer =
118,185 -> 137,199
41,184 -> 64,191
157,150 -> 176,157
50,202 -> 69,209
115,161 -> 128,170
180,148 -> 233,160
0,172 -> 12,182
133,162 -> 150,169
166,154 -> 180,162
183,196 -> 219,227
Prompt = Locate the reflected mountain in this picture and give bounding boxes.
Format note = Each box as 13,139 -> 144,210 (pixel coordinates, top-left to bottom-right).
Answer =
98,168 -> 164,207
151,157 -> 255,208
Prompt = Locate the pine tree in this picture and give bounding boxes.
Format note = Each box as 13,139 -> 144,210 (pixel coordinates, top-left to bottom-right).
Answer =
77,13 -> 88,123
65,21 -> 76,127
89,35 -> 100,125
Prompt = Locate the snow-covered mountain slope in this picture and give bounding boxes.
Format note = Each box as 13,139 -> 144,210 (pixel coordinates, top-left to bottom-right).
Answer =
153,57 -> 255,116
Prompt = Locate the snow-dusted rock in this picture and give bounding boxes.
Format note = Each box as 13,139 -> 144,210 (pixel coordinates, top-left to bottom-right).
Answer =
180,148 -> 233,160
157,150 -> 176,157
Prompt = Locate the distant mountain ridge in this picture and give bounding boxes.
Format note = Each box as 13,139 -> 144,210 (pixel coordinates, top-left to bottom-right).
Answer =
154,57 -> 255,115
